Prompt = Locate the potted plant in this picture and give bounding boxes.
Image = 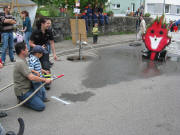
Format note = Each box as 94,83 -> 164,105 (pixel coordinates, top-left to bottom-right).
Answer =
144,13 -> 151,17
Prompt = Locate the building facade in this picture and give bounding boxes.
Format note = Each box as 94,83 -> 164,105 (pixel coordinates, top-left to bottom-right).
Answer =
106,0 -> 142,16
144,0 -> 180,22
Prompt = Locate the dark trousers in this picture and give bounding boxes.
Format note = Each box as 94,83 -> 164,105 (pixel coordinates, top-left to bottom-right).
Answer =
40,52 -> 50,71
39,51 -> 51,89
93,35 -> 98,44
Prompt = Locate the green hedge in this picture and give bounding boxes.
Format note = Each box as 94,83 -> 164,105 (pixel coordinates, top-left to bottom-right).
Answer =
37,6 -> 59,17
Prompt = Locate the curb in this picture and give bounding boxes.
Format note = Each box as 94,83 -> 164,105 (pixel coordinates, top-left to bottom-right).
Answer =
55,39 -> 136,57
4,39 -> 137,65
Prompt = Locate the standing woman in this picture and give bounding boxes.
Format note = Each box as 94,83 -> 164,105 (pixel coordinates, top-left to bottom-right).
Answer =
20,10 -> 32,51
29,18 -> 57,90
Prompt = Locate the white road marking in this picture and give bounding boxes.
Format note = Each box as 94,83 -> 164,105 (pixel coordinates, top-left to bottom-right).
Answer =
51,96 -> 71,105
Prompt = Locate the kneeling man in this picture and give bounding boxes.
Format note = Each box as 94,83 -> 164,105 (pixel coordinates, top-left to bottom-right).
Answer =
14,42 -> 51,111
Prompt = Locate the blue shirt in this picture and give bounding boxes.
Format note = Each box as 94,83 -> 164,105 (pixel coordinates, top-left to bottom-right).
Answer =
28,54 -> 42,76
23,17 -> 32,32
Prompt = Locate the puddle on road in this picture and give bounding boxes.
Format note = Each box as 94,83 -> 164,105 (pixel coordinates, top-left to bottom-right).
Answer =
59,91 -> 95,102
82,44 -> 180,88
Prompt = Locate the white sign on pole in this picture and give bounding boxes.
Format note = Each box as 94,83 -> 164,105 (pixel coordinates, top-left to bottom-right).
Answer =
74,8 -> 80,14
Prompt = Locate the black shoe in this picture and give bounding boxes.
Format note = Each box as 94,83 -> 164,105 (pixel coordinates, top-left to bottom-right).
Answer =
44,84 -> 51,90
49,62 -> 54,68
43,98 -> 50,102
49,62 -> 54,66
10,59 -> 16,62
0,112 -> 7,118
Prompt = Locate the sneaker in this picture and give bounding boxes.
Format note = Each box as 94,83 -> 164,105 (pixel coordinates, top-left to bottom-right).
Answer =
0,112 -> 7,118
43,98 -> 50,102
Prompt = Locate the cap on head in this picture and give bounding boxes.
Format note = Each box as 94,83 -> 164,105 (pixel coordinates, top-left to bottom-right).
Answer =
31,45 -> 48,54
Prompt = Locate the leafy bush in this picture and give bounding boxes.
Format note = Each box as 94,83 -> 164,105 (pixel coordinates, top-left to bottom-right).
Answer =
39,10 -> 50,16
107,11 -> 114,16
144,13 -> 151,17
37,6 -> 59,17
49,6 -> 60,17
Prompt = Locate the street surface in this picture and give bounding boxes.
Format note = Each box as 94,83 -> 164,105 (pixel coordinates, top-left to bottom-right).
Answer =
1,38 -> 180,135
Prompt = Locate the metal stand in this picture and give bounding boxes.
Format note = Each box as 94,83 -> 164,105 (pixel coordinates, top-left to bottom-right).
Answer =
78,34 -> 82,60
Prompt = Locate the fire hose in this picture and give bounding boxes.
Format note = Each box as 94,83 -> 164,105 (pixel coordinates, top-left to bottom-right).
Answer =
0,74 -> 64,111
0,56 -> 57,93
0,83 -> 14,93
0,74 -> 53,93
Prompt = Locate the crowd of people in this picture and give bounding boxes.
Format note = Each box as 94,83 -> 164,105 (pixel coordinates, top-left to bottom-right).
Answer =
80,3 -> 109,32
0,6 -> 59,134
0,5 -> 146,114
0,5 -> 58,112
0,4 -> 106,114
0,4 -> 178,135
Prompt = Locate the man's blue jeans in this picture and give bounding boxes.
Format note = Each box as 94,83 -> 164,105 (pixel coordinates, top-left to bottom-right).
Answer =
24,31 -> 32,51
18,88 -> 45,111
1,32 -> 14,63
32,81 -> 46,101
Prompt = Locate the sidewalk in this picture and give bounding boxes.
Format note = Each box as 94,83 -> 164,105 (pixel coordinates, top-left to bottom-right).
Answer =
54,34 -> 137,53
3,34 -> 137,65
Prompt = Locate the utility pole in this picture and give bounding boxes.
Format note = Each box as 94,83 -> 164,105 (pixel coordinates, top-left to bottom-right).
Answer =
163,0 -> 165,14
75,0 -> 80,47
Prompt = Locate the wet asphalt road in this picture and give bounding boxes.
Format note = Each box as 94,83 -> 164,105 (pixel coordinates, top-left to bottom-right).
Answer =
1,43 -> 180,135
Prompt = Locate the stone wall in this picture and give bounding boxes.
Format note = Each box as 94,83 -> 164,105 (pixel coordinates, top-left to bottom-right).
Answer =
103,17 -> 152,33
36,17 -> 153,42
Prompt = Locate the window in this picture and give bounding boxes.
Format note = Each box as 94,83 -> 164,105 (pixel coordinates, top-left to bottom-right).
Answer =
112,4 -> 120,9
165,4 -> 170,13
112,4 -> 116,8
117,4 -> 120,8
177,7 -> 180,14
177,8 -> 180,14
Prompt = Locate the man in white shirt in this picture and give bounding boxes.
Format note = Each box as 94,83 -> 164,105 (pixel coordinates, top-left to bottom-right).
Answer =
137,16 -> 146,40
126,7 -> 131,16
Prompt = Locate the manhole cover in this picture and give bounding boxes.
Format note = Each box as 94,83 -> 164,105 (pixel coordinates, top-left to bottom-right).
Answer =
129,42 -> 142,47
67,55 -> 94,62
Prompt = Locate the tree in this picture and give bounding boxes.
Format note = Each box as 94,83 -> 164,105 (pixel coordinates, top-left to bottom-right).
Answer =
32,0 -> 108,8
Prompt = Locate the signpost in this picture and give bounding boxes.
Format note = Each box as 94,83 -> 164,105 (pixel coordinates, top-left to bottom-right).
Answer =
75,0 -> 80,7
74,0 -> 80,47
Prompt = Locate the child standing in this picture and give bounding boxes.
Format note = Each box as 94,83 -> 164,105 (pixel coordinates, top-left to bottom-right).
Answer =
92,23 -> 99,44
28,45 -> 50,102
